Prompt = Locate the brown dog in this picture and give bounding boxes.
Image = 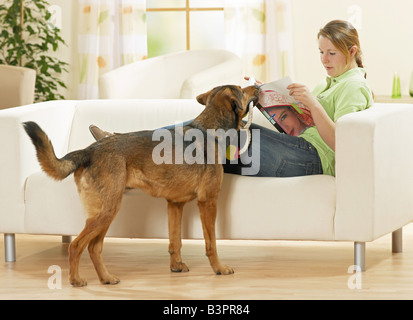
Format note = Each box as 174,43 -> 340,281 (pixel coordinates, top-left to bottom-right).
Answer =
23,85 -> 259,287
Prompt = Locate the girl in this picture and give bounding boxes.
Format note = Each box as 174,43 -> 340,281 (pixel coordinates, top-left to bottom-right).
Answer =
234,19 -> 374,177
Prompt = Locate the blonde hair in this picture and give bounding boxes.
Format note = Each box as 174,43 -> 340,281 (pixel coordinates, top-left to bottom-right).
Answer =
318,20 -> 364,70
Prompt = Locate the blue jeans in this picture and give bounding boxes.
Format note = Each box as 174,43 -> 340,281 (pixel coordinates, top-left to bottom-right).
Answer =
161,121 -> 323,177
223,123 -> 323,177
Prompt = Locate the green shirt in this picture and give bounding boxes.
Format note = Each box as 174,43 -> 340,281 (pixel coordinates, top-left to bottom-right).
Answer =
299,67 -> 374,176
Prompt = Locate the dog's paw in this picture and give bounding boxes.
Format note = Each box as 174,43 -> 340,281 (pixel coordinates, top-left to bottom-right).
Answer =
101,274 -> 120,285
214,265 -> 234,275
70,277 -> 88,287
170,261 -> 189,273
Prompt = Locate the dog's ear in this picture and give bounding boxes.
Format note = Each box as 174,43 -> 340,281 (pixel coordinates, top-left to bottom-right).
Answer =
230,98 -> 242,116
196,90 -> 211,106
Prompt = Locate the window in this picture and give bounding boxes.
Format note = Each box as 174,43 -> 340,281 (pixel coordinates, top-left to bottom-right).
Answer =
146,0 -> 225,57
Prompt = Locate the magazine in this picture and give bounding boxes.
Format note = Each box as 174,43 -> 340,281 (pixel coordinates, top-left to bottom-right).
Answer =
256,77 -> 315,136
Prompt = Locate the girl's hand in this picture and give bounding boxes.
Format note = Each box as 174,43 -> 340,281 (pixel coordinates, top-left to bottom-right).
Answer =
244,76 -> 263,86
288,83 -> 336,150
287,83 -> 318,108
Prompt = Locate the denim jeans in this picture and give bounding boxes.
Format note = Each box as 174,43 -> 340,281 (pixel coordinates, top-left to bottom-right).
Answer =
223,123 -> 323,177
161,121 -> 323,177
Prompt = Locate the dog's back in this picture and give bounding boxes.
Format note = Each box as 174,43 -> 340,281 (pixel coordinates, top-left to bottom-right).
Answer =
24,122 -> 222,202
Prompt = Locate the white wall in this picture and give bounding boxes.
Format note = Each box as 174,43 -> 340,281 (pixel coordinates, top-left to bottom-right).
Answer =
291,0 -> 413,96
47,0 -> 78,100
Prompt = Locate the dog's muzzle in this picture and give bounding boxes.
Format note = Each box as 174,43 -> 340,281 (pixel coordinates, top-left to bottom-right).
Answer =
246,95 -> 259,113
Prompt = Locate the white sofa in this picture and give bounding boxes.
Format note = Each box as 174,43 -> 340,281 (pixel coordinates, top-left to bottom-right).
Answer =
1,99 -> 413,271
98,50 -> 243,99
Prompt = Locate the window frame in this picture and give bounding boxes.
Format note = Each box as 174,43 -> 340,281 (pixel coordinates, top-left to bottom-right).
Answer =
147,0 -> 224,51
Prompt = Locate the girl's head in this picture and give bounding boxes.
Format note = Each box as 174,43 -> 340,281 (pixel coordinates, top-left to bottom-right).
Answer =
318,20 -> 363,77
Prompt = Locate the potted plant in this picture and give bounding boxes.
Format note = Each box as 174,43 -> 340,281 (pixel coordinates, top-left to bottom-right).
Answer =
0,0 -> 68,102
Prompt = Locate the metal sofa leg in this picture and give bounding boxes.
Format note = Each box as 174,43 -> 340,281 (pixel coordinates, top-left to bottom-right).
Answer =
354,241 -> 366,272
392,228 -> 403,253
62,235 -> 72,244
4,233 -> 16,262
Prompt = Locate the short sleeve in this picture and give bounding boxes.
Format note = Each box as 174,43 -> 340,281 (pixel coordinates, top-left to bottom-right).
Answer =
333,81 -> 372,122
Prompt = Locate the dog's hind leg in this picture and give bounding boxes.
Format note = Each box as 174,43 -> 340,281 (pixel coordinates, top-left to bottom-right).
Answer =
69,201 -> 122,286
198,199 -> 234,275
167,200 -> 189,272
86,191 -> 124,285
88,225 -> 120,285
69,166 -> 125,286
69,220 -> 103,287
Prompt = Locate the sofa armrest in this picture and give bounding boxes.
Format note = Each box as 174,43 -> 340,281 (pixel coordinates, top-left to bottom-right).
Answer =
334,103 -> 413,241
0,65 -> 36,109
0,100 -> 76,233
179,58 -> 243,99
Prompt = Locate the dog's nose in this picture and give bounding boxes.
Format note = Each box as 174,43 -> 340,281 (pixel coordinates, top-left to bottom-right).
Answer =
252,95 -> 259,106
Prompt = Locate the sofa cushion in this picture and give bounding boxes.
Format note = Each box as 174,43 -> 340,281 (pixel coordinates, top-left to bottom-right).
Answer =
218,174 -> 336,240
24,171 -> 336,240
24,172 -> 176,238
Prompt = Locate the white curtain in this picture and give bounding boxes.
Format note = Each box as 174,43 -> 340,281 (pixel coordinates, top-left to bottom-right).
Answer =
77,0 -> 147,99
224,0 -> 294,83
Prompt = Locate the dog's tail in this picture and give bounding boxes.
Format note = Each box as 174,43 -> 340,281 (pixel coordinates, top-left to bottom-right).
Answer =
23,121 -> 90,181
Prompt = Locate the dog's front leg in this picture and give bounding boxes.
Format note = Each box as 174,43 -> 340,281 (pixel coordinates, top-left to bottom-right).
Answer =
198,199 -> 234,275
167,200 -> 189,272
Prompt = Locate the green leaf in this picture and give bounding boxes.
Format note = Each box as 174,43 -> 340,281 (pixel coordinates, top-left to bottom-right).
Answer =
53,64 -> 61,73
57,80 -> 67,89
27,25 -> 35,35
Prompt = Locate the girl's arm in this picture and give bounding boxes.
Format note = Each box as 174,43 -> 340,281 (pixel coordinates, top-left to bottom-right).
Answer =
244,76 -> 263,86
287,83 -> 336,151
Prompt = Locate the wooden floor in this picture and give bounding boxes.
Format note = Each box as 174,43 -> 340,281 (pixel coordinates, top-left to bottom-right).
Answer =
2,224 -> 413,300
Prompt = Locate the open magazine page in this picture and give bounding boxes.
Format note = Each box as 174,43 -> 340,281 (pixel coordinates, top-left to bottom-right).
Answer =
256,77 -> 315,136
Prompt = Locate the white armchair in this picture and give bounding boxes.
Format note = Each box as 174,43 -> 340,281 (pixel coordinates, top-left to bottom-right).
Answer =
98,50 -> 243,99
0,65 -> 36,109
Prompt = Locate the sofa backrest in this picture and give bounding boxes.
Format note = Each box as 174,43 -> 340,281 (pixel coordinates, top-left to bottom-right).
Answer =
68,99 -> 204,151
68,99 -> 274,152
